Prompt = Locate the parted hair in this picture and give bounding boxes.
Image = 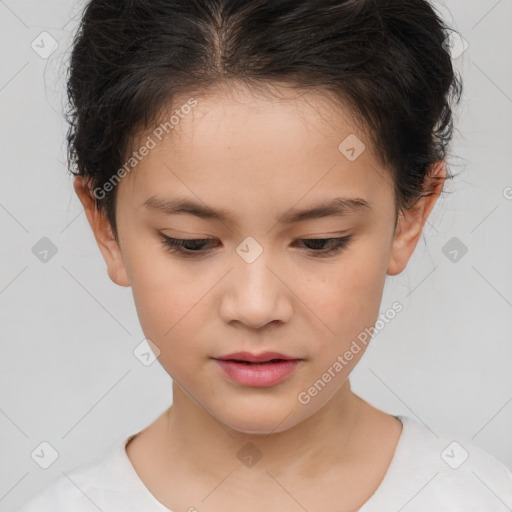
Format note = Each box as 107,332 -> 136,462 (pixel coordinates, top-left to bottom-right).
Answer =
66,0 -> 463,240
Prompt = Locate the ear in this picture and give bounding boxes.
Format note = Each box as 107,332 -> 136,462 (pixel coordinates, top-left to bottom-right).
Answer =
73,176 -> 131,287
387,161 -> 446,276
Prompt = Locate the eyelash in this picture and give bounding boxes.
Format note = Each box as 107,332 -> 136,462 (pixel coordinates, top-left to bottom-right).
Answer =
160,235 -> 354,258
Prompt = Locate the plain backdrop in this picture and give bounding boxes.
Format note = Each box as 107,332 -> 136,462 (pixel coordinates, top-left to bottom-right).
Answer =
0,0 -> 511,510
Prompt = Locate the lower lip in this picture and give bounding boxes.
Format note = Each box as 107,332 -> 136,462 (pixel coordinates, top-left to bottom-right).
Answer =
214,359 -> 301,387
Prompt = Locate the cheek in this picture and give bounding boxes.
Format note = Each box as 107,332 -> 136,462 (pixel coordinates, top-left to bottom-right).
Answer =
124,243 -> 203,343
129,264 -> 208,378
299,248 -> 388,351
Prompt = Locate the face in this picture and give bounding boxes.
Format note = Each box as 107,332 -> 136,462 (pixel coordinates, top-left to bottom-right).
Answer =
77,82 -> 441,435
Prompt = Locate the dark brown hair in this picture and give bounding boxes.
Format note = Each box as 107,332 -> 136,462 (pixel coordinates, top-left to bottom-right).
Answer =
66,0 -> 463,241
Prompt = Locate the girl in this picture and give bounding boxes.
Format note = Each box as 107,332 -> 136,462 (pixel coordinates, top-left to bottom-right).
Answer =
19,0 -> 512,510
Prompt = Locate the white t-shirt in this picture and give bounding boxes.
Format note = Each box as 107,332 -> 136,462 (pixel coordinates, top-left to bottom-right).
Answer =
18,415 -> 512,511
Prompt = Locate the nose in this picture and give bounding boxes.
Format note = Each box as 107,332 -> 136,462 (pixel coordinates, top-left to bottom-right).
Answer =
219,251 -> 293,330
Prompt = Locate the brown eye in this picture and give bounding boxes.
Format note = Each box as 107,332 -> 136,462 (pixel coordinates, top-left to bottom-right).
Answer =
160,235 -> 354,258
160,236 -> 218,255
295,236 -> 353,256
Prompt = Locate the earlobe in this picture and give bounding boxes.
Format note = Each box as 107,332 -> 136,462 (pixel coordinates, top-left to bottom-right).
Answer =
73,176 -> 131,287
387,161 -> 446,276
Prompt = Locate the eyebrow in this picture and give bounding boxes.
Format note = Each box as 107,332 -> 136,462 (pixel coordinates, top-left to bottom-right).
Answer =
143,195 -> 371,224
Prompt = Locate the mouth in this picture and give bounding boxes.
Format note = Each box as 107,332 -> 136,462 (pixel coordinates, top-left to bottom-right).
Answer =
220,358 -> 293,365
213,351 -> 301,364
212,352 -> 303,387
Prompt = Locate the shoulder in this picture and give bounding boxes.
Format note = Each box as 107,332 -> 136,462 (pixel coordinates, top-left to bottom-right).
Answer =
372,415 -> 512,510
17,439 -> 127,512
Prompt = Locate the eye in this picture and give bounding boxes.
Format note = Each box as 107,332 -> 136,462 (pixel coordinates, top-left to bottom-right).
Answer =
160,235 -> 354,257
295,235 -> 353,256
160,236 -> 216,256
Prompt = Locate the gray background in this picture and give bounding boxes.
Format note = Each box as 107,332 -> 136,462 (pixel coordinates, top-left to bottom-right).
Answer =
1,0 -> 511,510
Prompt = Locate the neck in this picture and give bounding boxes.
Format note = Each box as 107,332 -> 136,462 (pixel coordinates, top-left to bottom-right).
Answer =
163,378 -> 364,480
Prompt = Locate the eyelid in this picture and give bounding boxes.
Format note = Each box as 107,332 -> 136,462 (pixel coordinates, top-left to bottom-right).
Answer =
159,233 -> 354,258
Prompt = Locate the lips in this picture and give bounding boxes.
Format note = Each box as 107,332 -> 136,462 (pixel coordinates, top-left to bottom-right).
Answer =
214,357 -> 301,387
213,351 -> 300,364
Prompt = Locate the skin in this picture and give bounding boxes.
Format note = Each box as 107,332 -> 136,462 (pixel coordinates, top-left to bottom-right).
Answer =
74,81 -> 445,511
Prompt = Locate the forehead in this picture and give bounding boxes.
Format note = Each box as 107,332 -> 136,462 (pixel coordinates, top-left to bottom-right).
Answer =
120,82 -> 393,216
170,82 -> 364,150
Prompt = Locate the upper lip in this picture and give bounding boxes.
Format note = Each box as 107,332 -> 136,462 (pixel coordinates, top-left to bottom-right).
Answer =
213,351 -> 300,363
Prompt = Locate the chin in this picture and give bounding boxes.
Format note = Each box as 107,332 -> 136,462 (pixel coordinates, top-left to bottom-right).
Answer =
230,421 -> 290,436
217,407 -> 299,436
